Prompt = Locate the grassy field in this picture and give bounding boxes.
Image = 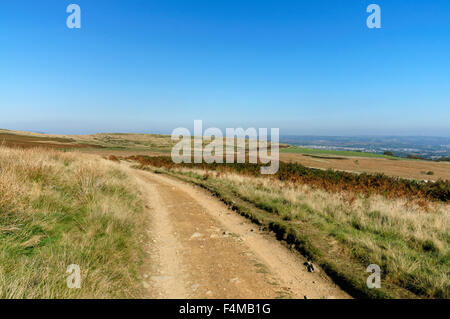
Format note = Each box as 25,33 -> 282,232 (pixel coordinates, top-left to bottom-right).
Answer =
281,146 -> 398,159
0,146 -> 147,298
3,129 -> 449,181
0,130 -> 269,154
134,159 -> 450,299
73,133 -> 175,153
0,131 -> 100,150
1,129 -> 449,299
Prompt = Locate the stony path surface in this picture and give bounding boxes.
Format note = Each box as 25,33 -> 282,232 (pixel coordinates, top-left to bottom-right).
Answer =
130,167 -> 350,299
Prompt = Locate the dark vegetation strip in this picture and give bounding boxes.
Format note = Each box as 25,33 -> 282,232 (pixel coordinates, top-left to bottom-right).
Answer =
128,155 -> 450,202
0,133 -> 103,150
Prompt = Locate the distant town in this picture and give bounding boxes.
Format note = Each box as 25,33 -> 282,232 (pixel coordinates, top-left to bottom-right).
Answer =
281,136 -> 450,160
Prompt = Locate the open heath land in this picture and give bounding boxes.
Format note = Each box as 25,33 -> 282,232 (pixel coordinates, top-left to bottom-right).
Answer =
132,157 -> 449,299
1,129 -> 448,181
280,151 -> 450,181
0,129 -> 448,299
0,146 -> 146,298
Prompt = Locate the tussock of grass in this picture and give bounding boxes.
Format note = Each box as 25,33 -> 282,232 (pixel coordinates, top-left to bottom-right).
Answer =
0,146 -> 146,298
142,165 -> 449,299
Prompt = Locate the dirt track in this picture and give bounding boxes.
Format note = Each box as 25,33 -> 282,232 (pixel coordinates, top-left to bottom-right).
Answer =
129,166 -> 350,299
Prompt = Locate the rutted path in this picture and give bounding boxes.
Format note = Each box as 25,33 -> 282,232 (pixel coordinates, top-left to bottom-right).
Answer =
130,167 -> 350,299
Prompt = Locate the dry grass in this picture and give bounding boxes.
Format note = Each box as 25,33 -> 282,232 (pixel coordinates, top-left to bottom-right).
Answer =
0,146 -> 146,298
280,152 -> 450,181
154,165 -> 449,298
0,131 -> 101,150
131,156 -> 449,202
5,128 -> 447,182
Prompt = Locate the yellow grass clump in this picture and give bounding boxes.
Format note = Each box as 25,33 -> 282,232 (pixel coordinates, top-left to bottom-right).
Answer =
0,146 -> 146,298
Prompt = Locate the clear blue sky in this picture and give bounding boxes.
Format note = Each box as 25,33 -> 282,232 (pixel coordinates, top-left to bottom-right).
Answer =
1,0 -> 449,135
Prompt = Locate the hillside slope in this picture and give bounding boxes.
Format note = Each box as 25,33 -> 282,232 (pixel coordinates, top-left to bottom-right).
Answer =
0,146 -> 146,298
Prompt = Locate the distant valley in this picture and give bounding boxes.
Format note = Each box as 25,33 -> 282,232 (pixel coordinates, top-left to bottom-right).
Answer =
280,136 -> 450,160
